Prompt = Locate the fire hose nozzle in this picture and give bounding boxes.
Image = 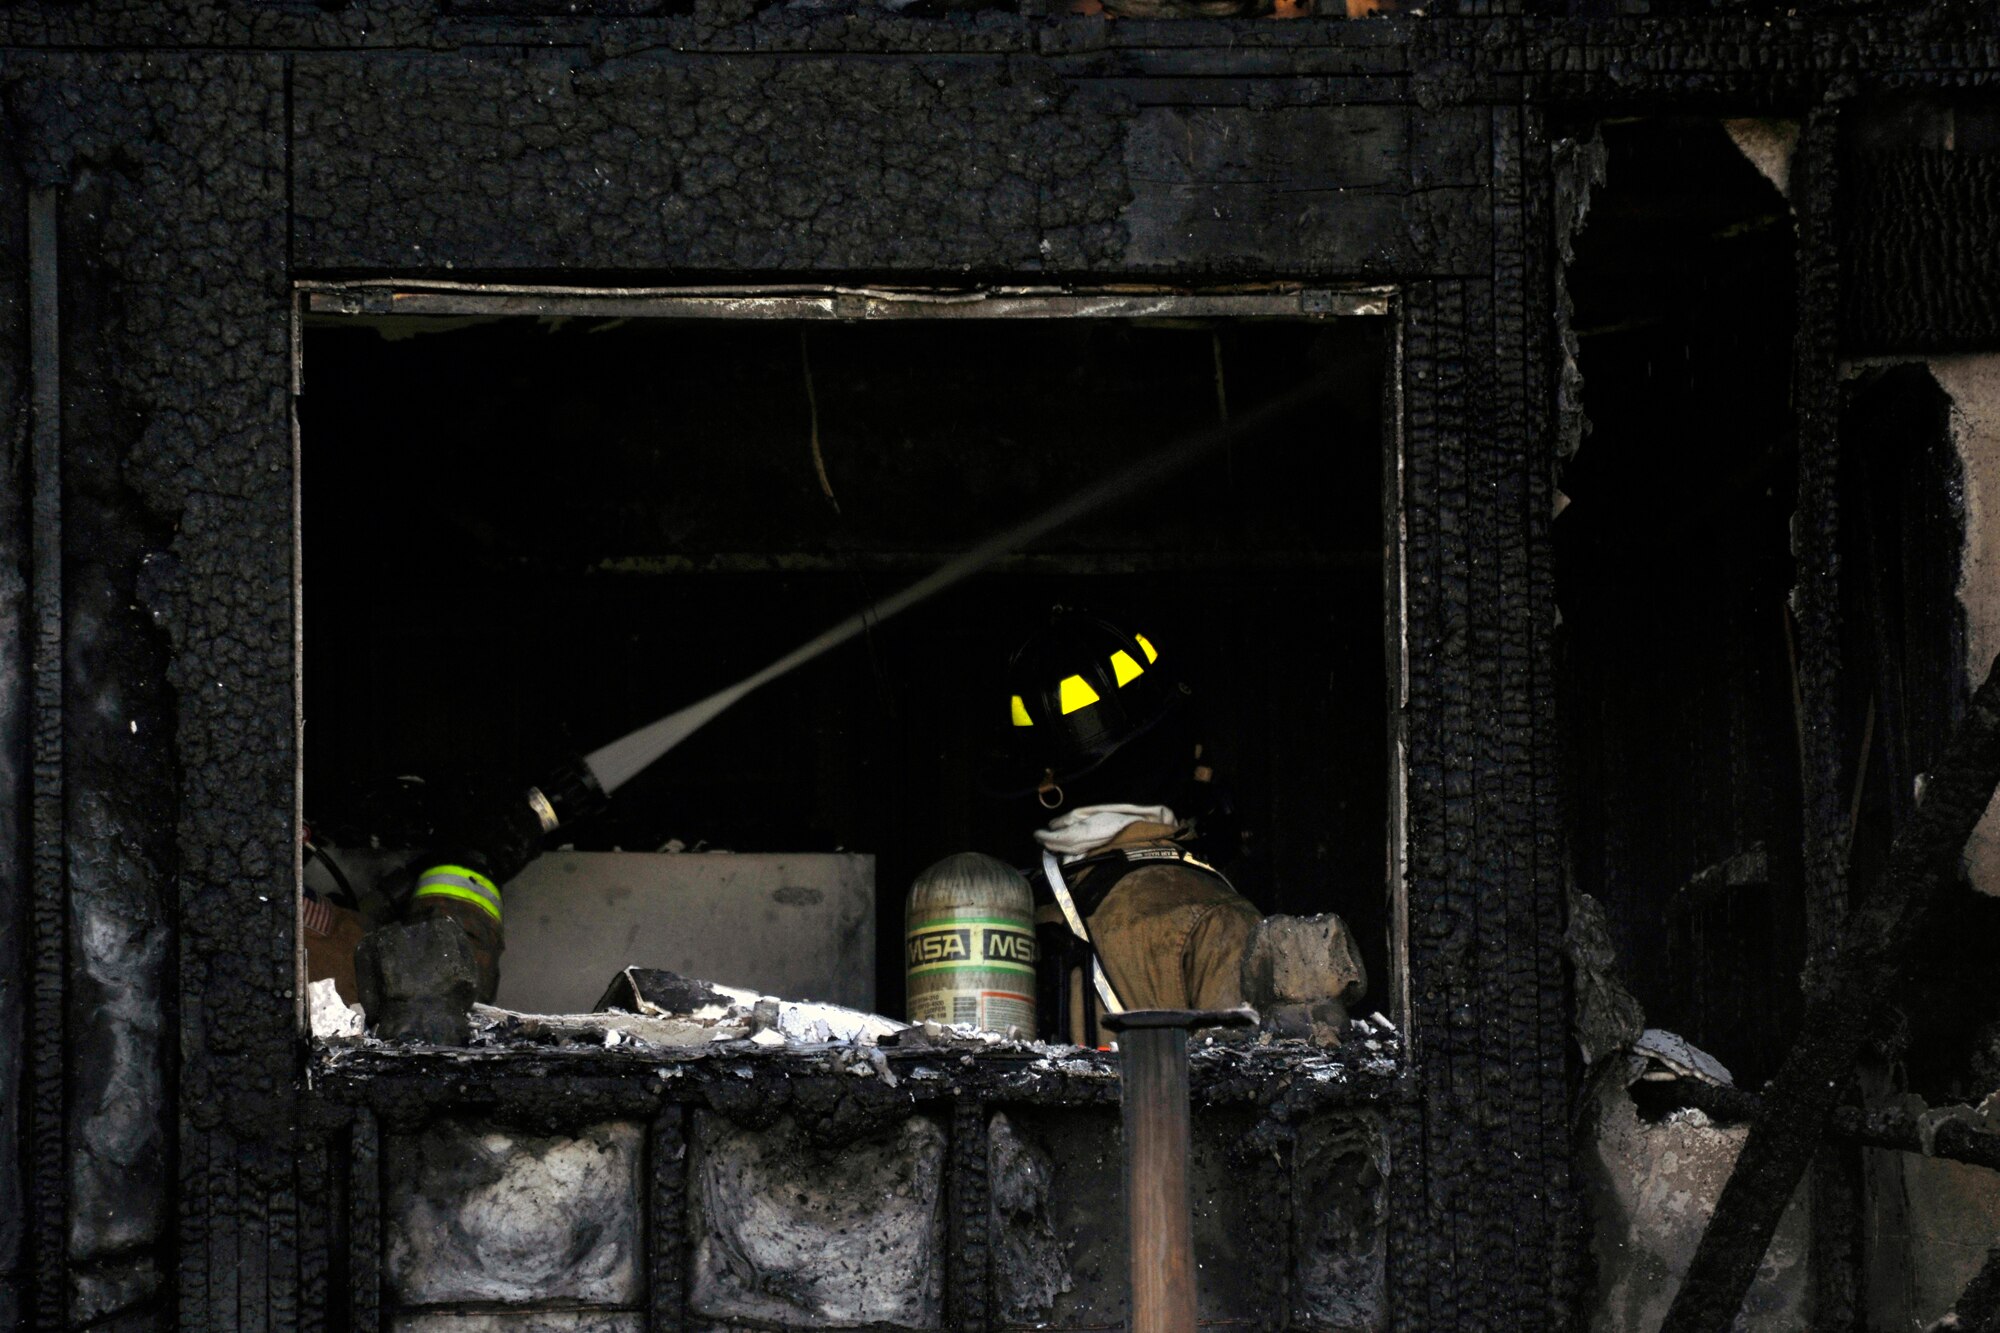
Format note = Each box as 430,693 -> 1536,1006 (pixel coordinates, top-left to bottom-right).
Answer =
529,755 -> 609,835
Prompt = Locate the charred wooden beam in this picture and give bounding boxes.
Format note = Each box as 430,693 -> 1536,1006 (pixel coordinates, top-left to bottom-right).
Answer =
26,183 -> 63,1333
1659,651 -> 2000,1333
946,1098 -> 992,1333
647,1106 -> 688,1333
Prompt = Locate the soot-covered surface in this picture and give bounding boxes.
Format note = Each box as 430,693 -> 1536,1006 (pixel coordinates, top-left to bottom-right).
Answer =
15,4 -> 2000,1327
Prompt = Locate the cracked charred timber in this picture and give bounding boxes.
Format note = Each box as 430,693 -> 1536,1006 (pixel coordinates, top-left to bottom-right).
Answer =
5,2 -> 2000,1331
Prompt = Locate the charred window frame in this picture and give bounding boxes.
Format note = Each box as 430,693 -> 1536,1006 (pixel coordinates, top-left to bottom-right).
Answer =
289,280 -> 1410,1050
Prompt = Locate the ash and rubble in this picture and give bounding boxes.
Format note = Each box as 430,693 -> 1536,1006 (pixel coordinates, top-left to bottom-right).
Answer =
311,963 -> 1404,1107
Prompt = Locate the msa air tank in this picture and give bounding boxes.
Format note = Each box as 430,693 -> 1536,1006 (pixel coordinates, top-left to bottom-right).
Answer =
904,852 -> 1037,1035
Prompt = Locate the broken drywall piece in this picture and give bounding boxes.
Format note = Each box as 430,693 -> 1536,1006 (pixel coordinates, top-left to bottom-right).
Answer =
1630,1028 -> 1735,1087
308,977 -> 365,1040
1928,355 -> 2000,897
1724,118 -> 1801,204
1580,1056 -> 1807,1333
1863,1092 -> 2000,1330
1564,891 -> 1646,1071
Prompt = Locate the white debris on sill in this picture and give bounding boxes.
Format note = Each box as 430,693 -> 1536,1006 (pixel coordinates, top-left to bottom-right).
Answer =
330,965 -> 1407,1082
308,977 -> 366,1040
777,998 -> 905,1045
458,968 -> 910,1054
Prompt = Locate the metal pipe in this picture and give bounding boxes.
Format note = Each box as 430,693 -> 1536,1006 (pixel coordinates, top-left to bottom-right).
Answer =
1103,1008 -> 1255,1333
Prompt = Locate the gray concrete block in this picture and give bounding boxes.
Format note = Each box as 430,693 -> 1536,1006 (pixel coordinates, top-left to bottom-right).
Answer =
493,852 -> 875,1015
386,1120 -> 643,1307
1241,914 -> 1368,1043
689,1112 -> 945,1329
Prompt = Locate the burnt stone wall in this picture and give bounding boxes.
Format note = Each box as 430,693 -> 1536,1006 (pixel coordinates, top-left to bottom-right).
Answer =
313,1040 -> 1400,1331
0,3 -> 1997,1330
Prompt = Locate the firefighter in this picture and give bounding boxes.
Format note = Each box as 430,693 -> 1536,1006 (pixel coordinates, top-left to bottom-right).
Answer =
995,608 -> 1366,1046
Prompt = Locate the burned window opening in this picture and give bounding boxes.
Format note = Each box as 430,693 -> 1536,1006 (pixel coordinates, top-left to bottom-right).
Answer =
296,285 -> 1402,1053
1556,118 -> 1805,1091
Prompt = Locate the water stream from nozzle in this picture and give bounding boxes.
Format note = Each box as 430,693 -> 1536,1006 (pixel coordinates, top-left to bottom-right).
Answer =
581,370 -> 1341,795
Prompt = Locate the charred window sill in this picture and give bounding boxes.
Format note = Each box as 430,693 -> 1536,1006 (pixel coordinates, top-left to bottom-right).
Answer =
307,1030 -> 1409,1128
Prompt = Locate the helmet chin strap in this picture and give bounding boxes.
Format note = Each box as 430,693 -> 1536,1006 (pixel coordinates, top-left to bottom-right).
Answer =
1036,770 -> 1065,810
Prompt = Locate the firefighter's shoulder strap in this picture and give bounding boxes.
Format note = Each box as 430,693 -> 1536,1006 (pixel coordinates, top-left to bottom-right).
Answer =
1039,850 -> 1124,1018
1062,844 -> 1235,918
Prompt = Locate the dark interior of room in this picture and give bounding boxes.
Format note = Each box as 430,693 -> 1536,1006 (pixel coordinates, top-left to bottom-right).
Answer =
1557,118 -> 1807,1089
299,312 -> 1391,1019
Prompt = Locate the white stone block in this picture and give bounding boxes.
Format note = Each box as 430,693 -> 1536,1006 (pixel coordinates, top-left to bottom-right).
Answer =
386,1120 -> 643,1307
689,1113 -> 945,1329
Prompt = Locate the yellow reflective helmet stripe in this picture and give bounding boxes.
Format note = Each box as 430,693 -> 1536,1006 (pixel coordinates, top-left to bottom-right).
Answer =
1010,694 -> 1034,727
417,864 -> 499,896
1135,633 -> 1159,664
413,864 -> 502,922
1057,675 -> 1101,715
1109,650 -> 1143,687
413,883 -> 502,921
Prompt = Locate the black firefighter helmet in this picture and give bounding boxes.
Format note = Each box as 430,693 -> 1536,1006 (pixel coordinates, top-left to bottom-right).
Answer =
996,608 -> 1190,800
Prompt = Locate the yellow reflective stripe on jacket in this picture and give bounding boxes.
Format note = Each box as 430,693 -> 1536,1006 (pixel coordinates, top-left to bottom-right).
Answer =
413,866 -> 502,921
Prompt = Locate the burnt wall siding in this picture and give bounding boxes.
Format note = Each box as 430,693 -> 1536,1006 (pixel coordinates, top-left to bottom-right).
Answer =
291,53 -> 1128,274
1400,272 -> 1570,1325
1844,149 -> 2000,353
0,116 -> 28,1332
289,54 -> 1454,277
58,156 -> 179,1331
0,53 -> 295,1329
